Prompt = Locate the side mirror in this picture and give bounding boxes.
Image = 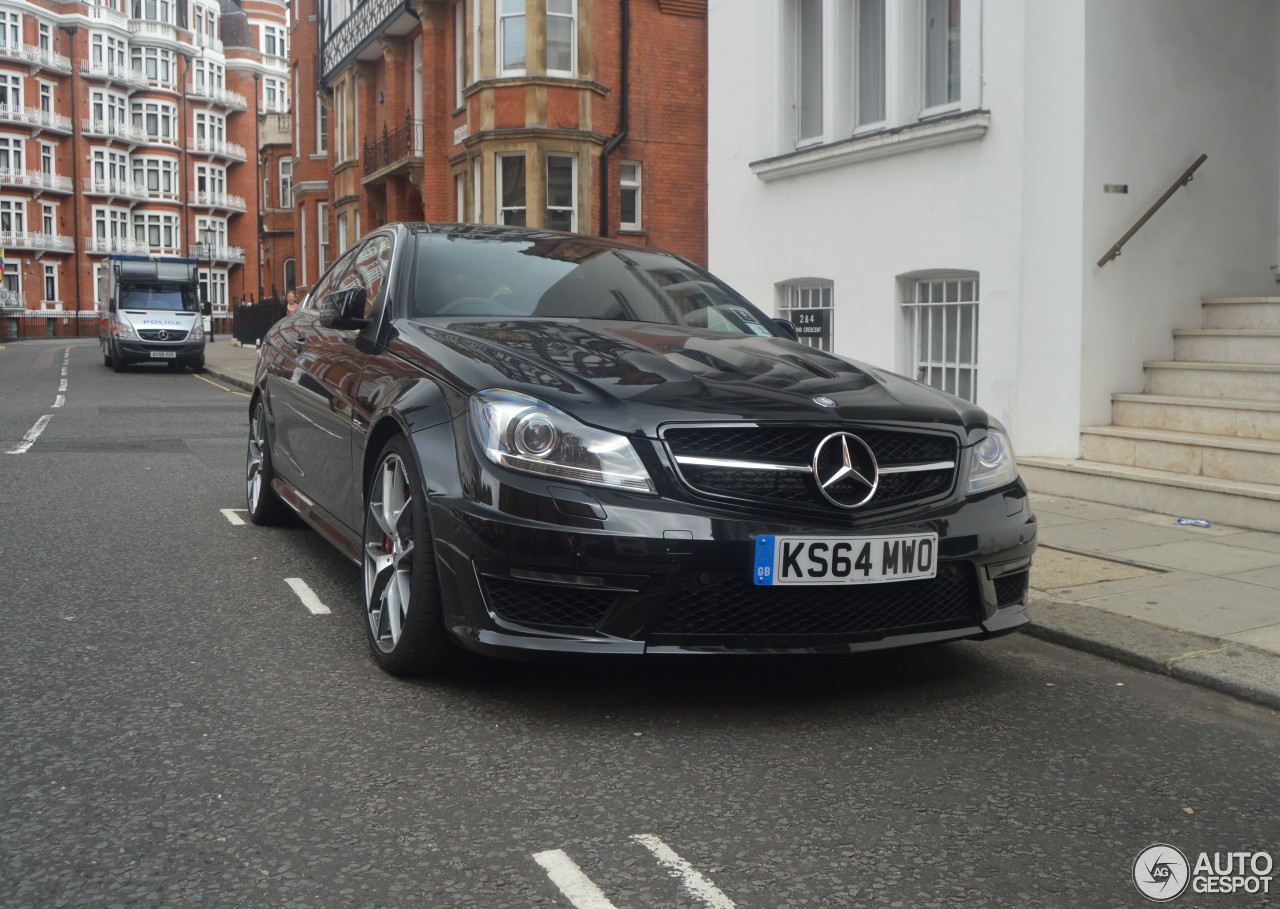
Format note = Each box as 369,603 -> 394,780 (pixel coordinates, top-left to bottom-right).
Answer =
318,286 -> 370,330
772,318 -> 799,341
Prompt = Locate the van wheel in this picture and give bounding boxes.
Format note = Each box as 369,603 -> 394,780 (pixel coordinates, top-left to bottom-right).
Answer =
192,357 -> 205,373
110,344 -> 124,373
103,348 -> 111,367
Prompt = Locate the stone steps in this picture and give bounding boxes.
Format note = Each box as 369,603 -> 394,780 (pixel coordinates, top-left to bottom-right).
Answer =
1111,392 -> 1280,442
1172,328 -> 1280,364
1079,424 -> 1280,485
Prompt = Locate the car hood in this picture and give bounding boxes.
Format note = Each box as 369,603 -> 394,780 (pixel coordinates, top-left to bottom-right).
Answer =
399,318 -> 989,437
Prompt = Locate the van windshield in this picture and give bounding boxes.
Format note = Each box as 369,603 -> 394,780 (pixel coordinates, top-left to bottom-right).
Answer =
120,284 -> 197,312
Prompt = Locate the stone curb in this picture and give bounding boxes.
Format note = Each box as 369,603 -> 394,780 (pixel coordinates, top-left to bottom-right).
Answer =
1024,593 -> 1280,711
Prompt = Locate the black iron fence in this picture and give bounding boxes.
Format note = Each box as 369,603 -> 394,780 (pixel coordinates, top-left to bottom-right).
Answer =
232,300 -> 285,345
363,112 -> 424,174
3,310 -> 236,341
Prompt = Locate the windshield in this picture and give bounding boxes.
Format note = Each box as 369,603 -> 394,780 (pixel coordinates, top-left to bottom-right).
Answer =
409,233 -> 778,338
120,284 -> 198,312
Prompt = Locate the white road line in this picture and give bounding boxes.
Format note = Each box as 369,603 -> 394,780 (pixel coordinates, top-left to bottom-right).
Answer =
631,835 -> 737,909
285,577 -> 331,615
52,394 -> 65,409
532,850 -> 620,909
58,378 -> 67,392
7,414 -> 53,455
220,508 -> 246,526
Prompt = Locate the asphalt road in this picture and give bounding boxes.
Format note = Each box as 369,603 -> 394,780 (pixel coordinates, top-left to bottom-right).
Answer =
2,338 -> 1278,909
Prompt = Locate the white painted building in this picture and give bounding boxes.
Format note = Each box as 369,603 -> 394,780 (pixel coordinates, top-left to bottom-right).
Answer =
709,0 -> 1280,530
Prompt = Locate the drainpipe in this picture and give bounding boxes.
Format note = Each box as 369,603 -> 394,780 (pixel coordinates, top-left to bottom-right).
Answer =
598,0 -> 629,237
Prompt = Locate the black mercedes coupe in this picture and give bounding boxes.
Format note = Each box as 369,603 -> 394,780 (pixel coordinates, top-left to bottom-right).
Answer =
246,224 -> 1036,674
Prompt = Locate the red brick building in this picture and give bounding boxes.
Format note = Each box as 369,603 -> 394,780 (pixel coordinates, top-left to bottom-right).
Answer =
288,0 -> 708,296
0,0 -> 290,339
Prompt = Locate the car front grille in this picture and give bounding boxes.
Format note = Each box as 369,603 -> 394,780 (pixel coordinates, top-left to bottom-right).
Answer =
137,329 -> 189,342
663,424 -> 958,513
482,576 -> 623,632
649,562 -> 979,641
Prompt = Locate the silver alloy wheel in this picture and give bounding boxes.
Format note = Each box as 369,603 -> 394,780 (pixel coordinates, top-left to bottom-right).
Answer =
364,453 -> 416,653
246,405 -> 267,512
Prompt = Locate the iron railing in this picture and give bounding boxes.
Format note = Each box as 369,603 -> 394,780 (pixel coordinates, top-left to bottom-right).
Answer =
362,112 -> 423,174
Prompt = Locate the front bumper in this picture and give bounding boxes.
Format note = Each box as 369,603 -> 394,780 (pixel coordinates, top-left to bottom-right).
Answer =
116,340 -> 205,363
418,427 -> 1037,658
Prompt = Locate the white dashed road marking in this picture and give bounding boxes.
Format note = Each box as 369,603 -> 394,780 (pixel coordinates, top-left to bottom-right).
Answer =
631,835 -> 737,908
220,508 -> 247,526
7,415 -> 53,455
285,577 -> 331,615
532,850 -> 620,909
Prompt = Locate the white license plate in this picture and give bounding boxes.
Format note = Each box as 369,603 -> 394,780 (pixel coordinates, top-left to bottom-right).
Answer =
149,351 -> 177,359
754,533 -> 938,586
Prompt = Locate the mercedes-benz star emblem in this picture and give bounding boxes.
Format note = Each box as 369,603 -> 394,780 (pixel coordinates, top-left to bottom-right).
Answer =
812,432 -> 879,508
157,330 -> 169,341
812,395 -> 837,408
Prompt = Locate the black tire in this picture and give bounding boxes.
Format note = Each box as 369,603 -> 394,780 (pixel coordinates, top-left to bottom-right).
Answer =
192,357 -> 205,373
245,399 -> 292,526
110,343 -> 124,373
362,436 -> 458,676
102,345 -> 111,367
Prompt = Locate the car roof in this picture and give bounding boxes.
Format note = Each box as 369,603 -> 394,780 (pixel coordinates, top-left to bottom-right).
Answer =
395,222 -> 654,253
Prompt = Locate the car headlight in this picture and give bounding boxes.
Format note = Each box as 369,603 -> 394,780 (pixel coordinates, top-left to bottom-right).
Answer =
966,422 -> 1018,494
189,320 -> 204,341
469,389 -> 655,493
116,321 -> 138,340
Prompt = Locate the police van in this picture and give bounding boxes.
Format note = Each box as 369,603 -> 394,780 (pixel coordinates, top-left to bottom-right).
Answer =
98,255 -> 210,372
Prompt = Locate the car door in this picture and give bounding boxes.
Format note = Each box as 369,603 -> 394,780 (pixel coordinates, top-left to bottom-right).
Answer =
286,233 -> 396,532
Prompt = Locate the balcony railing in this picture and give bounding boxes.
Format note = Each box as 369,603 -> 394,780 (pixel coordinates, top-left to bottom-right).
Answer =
0,41 -> 72,73
79,59 -> 146,88
83,119 -> 149,144
0,231 -> 74,252
187,137 -> 247,161
0,168 -> 73,193
188,190 -> 246,212
82,176 -> 148,200
87,4 -> 130,31
186,82 -> 248,111
129,19 -> 182,46
193,32 -> 224,53
363,113 -> 424,175
84,236 -> 150,255
190,243 -> 245,264
0,105 -> 73,133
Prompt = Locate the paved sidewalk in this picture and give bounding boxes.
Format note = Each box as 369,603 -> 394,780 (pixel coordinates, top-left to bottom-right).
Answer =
204,338 -> 1280,708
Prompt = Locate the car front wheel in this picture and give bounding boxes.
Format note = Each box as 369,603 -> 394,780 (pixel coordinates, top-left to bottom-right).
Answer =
245,399 -> 291,525
363,437 -> 456,675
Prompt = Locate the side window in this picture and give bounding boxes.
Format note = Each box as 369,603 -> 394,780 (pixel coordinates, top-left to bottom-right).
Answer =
338,234 -> 394,317
309,245 -> 360,309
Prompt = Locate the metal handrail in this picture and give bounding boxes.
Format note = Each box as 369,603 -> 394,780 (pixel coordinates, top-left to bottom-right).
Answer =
1098,153 -> 1207,268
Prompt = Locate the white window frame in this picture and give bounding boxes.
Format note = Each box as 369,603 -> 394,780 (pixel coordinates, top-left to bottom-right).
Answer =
0,196 -> 26,234
91,90 -> 129,131
279,158 -> 293,208
497,0 -> 526,76
779,279 -> 834,353
545,153 -> 576,231
261,23 -> 287,59
263,76 -> 288,114
0,72 -> 23,109
0,134 -> 24,173
39,142 -> 54,176
195,215 -> 227,249
454,0 -> 465,106
199,267 -> 229,311
132,46 -> 176,88
3,261 -> 21,299
317,200 -> 329,273
921,0 -> 961,115
132,155 -> 179,197
134,210 -> 181,254
42,201 -> 55,235
903,273 -> 979,403
43,263 -> 57,305
38,22 -> 52,53
0,11 -> 19,49
496,153 -> 526,226
132,100 -> 177,141
38,81 -> 54,115
619,160 -> 641,231
546,0 -> 576,77
316,93 -> 328,154
93,205 -> 131,242
195,162 -> 227,196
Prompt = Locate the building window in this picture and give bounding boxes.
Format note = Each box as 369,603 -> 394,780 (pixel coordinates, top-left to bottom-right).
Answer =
779,280 -> 834,352
43,263 -> 57,304
317,201 -> 329,272
497,153 -> 526,226
333,82 -> 349,162
132,47 -> 176,88
454,0 -> 465,105
904,274 -> 979,402
456,173 -> 465,221
134,211 -> 180,253
0,11 -> 18,49
38,22 -> 51,53
279,158 -> 293,208
92,149 -> 130,186
0,197 -> 26,234
38,82 -> 54,115
546,0 -> 575,76
90,32 -> 128,71
196,215 -> 227,250
924,0 -> 961,110
3,261 -> 21,299
199,267 -> 229,311
39,143 -> 54,176
316,94 -> 328,154
263,77 -> 288,113
0,73 -> 23,109
132,101 -> 177,141
546,154 -> 575,231
794,0 -> 822,145
856,0 -> 886,126
91,91 -> 129,131
132,0 -> 177,24
498,0 -> 525,75
94,206 -> 130,242
0,135 -> 23,173
619,160 -> 641,231
133,156 -> 178,196
194,110 -> 226,145
195,162 -> 227,197
42,202 -> 55,235
284,258 -> 295,291
261,23 -> 287,58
